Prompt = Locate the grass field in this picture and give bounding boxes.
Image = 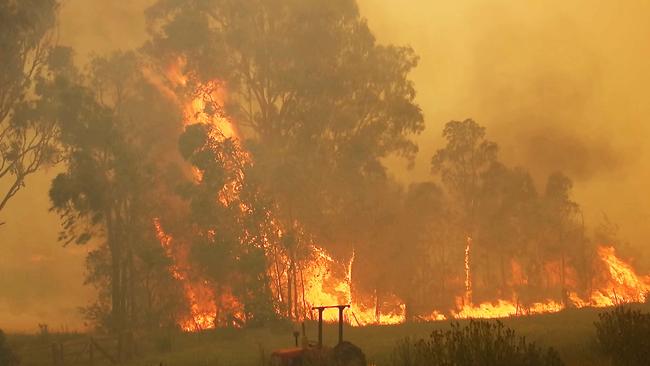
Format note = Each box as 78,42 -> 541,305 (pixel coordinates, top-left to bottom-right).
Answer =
10,303 -> 650,366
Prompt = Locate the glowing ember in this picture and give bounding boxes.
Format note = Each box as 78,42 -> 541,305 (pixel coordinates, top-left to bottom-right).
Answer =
423,311 -> 447,322
454,299 -> 564,319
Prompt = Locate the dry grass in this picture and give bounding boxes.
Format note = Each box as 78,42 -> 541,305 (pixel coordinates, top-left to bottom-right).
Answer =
8,304 -> 650,366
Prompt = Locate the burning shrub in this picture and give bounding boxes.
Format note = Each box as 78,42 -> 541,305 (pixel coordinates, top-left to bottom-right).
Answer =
594,306 -> 650,366
390,320 -> 564,366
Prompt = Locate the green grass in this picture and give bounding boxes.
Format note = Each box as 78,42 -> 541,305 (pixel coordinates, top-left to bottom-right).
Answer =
9,304 -> 650,366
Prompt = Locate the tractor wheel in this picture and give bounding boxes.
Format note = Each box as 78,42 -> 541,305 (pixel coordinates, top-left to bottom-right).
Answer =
331,341 -> 366,366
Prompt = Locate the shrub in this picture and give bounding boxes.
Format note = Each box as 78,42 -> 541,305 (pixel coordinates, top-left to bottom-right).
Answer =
391,320 -> 564,366
0,329 -> 19,366
154,333 -> 173,353
594,306 -> 650,366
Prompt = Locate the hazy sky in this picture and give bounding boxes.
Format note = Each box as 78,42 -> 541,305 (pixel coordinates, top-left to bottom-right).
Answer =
2,0 -> 649,331
358,0 -> 650,248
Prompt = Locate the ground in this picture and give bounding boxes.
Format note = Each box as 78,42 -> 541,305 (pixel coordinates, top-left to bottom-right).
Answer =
10,304 -> 650,366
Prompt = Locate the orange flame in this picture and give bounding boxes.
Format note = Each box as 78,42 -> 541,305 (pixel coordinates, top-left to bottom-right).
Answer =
153,218 -> 218,331
589,246 -> 650,306
301,247 -> 407,326
147,57 -> 650,331
452,245 -> 649,319
148,58 -> 252,331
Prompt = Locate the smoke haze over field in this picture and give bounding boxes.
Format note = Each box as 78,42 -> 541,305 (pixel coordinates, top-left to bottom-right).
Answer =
1,0 -> 650,331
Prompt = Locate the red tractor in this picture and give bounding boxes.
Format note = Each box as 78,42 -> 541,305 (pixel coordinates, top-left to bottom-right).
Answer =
271,305 -> 366,366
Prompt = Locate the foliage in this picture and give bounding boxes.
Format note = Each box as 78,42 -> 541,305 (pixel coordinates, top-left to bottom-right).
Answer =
31,0 -> 628,331
391,320 -> 564,366
49,51 -> 186,335
426,119 -> 593,306
142,0 -> 428,321
146,0 -> 424,257
432,119 -> 498,220
594,306 -> 650,366
179,123 -> 277,325
0,0 -> 62,220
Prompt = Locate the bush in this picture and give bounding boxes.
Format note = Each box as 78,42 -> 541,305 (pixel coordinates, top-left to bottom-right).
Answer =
391,320 -> 564,366
0,329 -> 19,366
594,306 -> 650,366
153,333 -> 173,353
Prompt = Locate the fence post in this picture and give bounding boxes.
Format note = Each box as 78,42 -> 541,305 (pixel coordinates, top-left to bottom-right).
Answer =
59,343 -> 64,364
89,338 -> 94,366
51,343 -> 58,366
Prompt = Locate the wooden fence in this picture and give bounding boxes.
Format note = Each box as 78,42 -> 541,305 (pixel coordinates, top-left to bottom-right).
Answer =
17,336 -> 120,366
50,337 -> 118,365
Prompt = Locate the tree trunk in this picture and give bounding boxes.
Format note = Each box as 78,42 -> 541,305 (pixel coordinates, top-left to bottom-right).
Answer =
300,266 -> 307,318
125,246 -> 136,359
374,289 -> 380,323
106,210 -> 124,361
499,254 -> 507,292
287,259 -> 293,319
214,284 -> 222,329
292,263 -> 298,319
272,249 -> 284,304
560,250 -> 568,307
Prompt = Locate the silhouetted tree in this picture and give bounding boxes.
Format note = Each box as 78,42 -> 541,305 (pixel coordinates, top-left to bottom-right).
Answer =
431,119 -> 499,302
49,51 -> 185,354
477,165 -> 539,299
0,0 -> 61,223
432,119 -> 498,231
540,172 -> 587,304
393,182 -> 451,318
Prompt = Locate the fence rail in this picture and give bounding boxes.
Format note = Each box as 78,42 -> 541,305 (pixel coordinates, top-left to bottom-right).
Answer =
50,337 -> 119,366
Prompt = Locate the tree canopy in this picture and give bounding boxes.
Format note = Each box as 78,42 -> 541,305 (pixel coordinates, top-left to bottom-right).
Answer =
146,0 -> 424,255
0,0 -> 61,222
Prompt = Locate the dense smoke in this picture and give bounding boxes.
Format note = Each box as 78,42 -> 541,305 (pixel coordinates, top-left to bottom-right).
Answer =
1,0 -> 650,332
359,0 -> 650,250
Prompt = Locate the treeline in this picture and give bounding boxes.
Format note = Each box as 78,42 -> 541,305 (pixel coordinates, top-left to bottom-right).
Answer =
0,0 -> 423,345
0,0 -> 630,351
360,119 -> 597,316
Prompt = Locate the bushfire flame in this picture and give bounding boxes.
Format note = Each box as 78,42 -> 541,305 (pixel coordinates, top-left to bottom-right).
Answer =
148,59 -> 650,331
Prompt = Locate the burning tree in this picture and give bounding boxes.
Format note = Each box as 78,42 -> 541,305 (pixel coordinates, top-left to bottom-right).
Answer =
144,0 -> 425,323
426,119 -> 650,318
43,0 -> 650,337
178,122 -> 277,327
431,119 -> 499,306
